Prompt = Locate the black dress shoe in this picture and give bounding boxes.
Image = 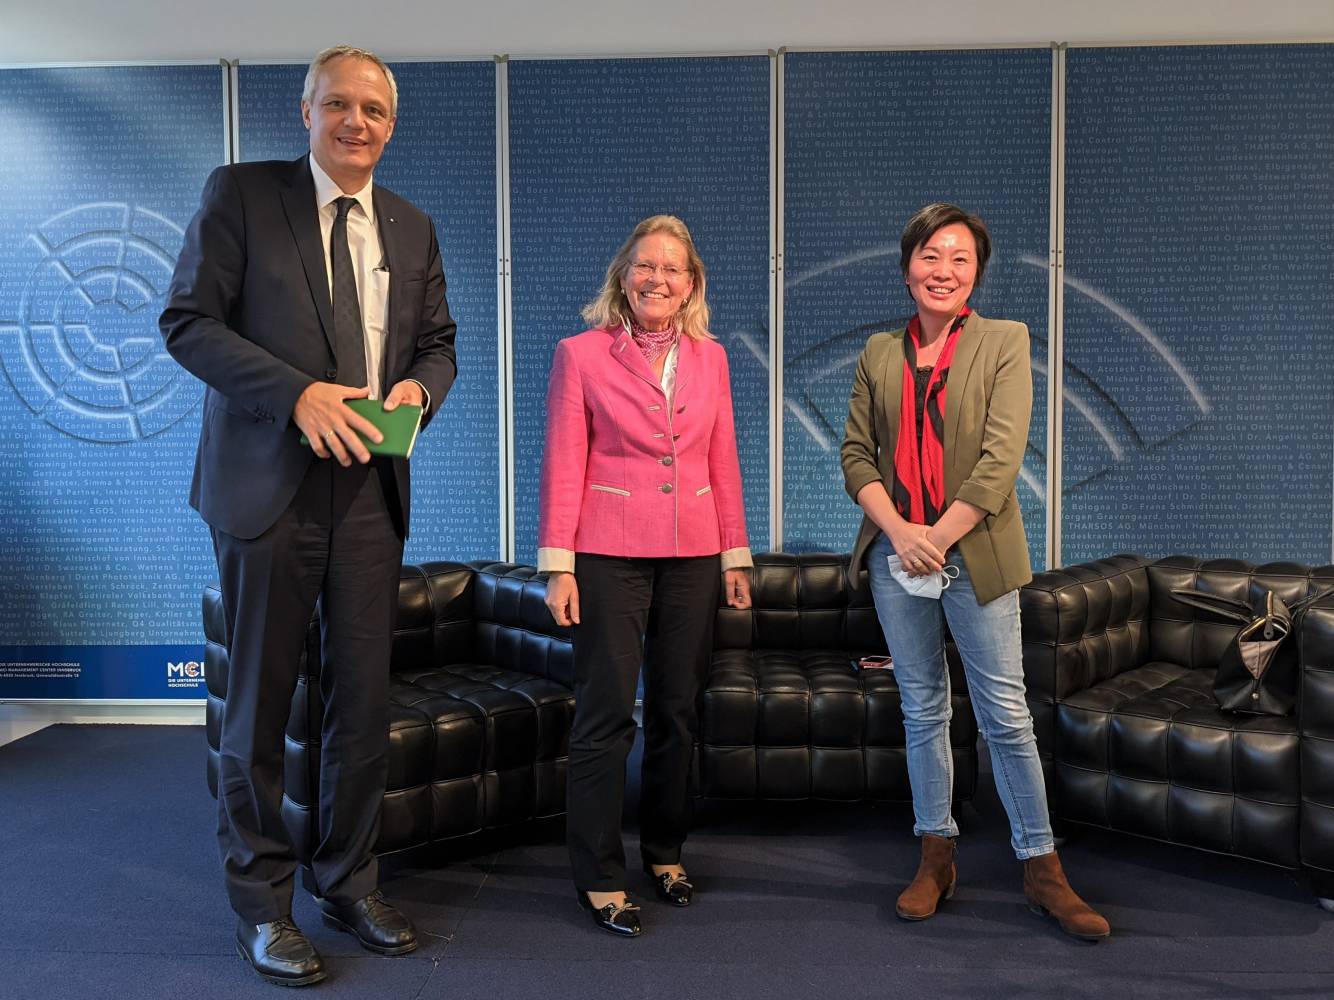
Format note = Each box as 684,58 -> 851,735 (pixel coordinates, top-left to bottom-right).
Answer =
643,865 -> 693,906
235,918 -> 326,987
316,890 -> 418,955
576,891 -> 643,937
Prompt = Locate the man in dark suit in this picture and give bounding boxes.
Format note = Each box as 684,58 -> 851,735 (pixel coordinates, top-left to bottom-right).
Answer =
161,45 -> 457,987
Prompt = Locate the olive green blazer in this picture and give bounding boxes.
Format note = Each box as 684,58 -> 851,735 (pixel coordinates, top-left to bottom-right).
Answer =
840,311 -> 1033,605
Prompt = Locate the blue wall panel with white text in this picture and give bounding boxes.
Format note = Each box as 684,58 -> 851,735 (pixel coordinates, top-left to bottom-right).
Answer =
0,65 -> 225,698
507,57 -> 772,562
783,49 -> 1052,565
1062,45 -> 1334,563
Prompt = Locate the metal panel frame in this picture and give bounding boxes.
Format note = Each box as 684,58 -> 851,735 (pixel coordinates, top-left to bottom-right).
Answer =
1046,44 -> 1066,571
770,49 -> 785,550
496,57 -> 516,561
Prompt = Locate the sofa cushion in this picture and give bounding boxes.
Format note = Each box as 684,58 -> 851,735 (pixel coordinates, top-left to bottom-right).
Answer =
1055,662 -> 1299,867
379,663 -> 575,852
470,562 -> 575,687
700,649 -> 976,802
714,552 -> 884,653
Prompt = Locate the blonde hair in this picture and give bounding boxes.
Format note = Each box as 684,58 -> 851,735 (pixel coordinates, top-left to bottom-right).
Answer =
581,215 -> 712,341
303,45 -> 399,118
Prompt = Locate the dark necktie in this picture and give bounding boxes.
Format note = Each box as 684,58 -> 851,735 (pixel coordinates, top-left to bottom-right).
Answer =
332,196 -> 368,388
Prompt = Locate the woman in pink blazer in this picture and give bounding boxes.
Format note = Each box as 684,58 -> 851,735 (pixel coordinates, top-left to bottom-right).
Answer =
539,215 -> 752,937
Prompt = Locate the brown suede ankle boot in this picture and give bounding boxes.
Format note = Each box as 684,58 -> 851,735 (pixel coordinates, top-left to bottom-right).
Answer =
1023,851 -> 1110,941
895,834 -> 957,921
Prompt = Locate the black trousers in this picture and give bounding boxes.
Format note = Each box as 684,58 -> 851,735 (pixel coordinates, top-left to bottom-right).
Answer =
211,457 -> 403,923
566,553 -> 721,892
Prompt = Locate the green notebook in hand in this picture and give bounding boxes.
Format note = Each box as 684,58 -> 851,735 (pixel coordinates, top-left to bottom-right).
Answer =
301,398 -> 423,459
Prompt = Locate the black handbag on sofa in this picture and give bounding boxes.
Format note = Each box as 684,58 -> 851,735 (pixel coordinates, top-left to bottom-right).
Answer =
1171,588 -> 1329,715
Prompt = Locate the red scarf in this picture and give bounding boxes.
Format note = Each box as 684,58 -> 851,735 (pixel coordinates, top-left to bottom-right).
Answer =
891,308 -> 970,525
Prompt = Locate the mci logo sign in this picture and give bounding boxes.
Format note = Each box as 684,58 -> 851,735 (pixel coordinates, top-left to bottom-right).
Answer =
167,659 -> 205,690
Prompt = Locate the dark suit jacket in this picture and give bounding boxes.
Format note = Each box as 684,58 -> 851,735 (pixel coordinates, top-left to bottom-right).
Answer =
161,156 -> 457,540
841,311 -> 1033,604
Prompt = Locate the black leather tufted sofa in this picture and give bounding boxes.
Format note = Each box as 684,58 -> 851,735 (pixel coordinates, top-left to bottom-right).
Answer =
1021,554 -> 1334,904
205,553 -> 978,860
205,561 -> 575,860
698,552 -> 978,802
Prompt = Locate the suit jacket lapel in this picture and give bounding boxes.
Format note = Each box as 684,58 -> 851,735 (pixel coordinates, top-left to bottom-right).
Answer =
673,334 -> 693,398
611,325 -> 666,393
944,311 -> 985,461
279,156 -> 336,358
373,187 -> 399,344
878,330 -> 906,450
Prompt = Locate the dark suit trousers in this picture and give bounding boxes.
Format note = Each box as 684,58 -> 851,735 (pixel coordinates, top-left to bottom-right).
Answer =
211,456 -> 403,923
566,553 -> 721,892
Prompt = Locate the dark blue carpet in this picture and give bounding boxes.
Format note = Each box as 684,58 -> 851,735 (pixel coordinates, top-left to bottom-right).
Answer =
1,724 -> 1331,999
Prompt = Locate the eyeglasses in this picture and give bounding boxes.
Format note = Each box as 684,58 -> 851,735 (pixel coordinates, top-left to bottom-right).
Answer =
628,262 -> 689,280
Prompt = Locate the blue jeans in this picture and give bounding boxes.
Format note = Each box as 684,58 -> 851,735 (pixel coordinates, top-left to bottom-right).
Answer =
867,534 -> 1054,859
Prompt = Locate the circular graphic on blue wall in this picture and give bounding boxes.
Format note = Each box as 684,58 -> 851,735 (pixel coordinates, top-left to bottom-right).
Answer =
0,202 -> 201,443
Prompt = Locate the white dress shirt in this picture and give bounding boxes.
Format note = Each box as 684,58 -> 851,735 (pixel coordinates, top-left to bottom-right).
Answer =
309,154 -> 390,400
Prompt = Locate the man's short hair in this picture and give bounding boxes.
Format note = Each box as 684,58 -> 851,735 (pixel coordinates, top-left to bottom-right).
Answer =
302,45 -> 399,119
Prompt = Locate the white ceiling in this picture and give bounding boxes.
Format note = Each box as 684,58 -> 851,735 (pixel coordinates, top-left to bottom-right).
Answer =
3,0 -> 1332,63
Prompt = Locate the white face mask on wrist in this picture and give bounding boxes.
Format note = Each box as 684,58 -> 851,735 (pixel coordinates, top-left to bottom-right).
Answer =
886,554 -> 960,600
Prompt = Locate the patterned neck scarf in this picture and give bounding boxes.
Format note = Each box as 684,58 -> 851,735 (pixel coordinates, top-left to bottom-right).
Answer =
629,320 -> 679,364
891,307 -> 971,525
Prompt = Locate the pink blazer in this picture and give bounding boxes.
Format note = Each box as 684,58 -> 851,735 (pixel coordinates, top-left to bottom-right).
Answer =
537,325 -> 751,571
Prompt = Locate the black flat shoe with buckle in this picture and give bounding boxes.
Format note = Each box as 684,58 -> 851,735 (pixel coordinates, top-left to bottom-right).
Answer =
576,891 -> 643,937
643,865 -> 693,906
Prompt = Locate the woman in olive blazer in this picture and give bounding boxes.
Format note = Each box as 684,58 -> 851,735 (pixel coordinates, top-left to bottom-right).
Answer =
843,311 -> 1032,605
841,203 -> 1109,941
